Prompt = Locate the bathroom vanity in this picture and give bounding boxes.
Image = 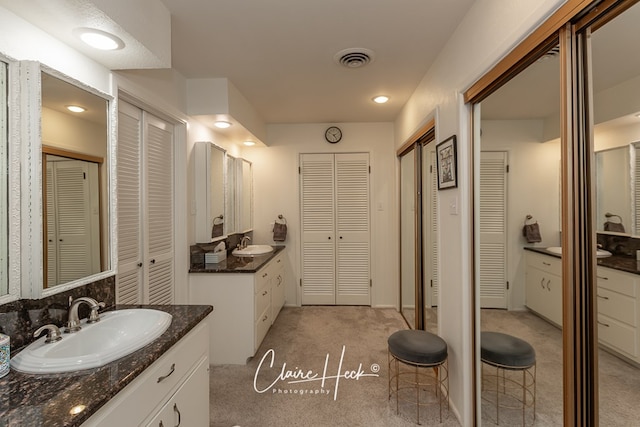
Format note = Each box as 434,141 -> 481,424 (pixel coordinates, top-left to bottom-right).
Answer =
0,305 -> 212,427
189,246 -> 286,364
525,247 -> 640,364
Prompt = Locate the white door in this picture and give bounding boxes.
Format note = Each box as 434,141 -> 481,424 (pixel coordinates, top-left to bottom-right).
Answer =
300,153 -> 371,305
479,151 -> 508,308
116,101 -> 175,304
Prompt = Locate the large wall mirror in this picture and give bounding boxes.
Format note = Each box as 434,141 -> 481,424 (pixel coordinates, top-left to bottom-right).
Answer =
0,60 -> 7,300
194,141 -> 226,243
40,71 -> 110,292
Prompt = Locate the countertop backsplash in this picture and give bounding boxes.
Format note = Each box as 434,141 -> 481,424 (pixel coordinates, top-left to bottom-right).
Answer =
0,276 -> 115,353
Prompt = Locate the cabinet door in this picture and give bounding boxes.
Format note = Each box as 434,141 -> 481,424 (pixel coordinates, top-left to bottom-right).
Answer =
146,356 -> 209,427
526,266 -> 562,326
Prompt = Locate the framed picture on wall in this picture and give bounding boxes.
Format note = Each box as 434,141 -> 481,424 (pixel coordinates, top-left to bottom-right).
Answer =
436,135 -> 458,190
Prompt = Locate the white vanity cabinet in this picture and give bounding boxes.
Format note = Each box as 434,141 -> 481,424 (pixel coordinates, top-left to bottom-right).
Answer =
596,266 -> 639,361
525,251 -> 562,327
190,249 -> 286,364
83,321 -> 210,426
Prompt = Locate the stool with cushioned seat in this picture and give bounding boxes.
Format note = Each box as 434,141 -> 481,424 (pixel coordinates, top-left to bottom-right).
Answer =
387,329 -> 449,424
481,331 -> 536,426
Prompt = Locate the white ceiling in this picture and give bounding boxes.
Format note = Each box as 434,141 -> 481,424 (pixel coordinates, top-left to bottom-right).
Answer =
160,0 -> 476,124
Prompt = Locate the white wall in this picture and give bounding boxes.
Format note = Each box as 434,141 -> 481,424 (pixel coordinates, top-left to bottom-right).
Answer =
394,0 -> 566,423
242,122 -> 397,308
481,120 -> 561,310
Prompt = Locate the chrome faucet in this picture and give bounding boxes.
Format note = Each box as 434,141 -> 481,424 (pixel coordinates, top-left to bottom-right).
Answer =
66,297 -> 105,333
239,235 -> 251,249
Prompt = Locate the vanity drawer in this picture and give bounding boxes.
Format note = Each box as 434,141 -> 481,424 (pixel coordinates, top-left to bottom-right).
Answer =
596,266 -> 637,297
597,287 -> 636,326
85,321 -> 209,427
255,307 -> 271,351
255,281 -> 271,318
598,314 -> 638,358
527,251 -> 561,276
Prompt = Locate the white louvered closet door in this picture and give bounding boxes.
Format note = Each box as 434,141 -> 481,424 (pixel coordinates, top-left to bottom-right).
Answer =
300,153 -> 370,305
144,114 -> 174,304
300,153 -> 336,304
335,153 -> 370,305
479,151 -> 508,308
116,101 -> 175,305
117,102 -> 143,304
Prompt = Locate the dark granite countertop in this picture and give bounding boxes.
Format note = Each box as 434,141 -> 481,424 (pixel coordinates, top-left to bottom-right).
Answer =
189,245 -> 285,273
524,246 -> 640,275
0,304 -> 213,427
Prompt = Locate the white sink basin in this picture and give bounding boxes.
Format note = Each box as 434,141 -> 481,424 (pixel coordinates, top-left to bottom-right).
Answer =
11,309 -> 172,374
232,244 -> 274,256
546,246 -> 612,258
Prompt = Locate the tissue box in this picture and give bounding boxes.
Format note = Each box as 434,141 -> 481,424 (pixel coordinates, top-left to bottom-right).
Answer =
205,251 -> 227,264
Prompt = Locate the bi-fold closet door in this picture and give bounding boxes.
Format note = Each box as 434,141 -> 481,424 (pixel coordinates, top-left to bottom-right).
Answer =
300,152 -> 371,305
116,100 -> 175,304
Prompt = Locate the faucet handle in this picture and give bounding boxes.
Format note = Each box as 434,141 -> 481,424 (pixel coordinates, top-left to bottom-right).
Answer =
87,301 -> 106,323
34,324 -> 63,343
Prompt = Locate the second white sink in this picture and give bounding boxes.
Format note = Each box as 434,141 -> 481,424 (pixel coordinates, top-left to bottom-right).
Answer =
232,244 -> 274,256
546,246 -> 612,258
11,309 -> 172,374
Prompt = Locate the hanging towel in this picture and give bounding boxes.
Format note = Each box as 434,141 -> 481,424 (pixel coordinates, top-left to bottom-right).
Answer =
211,215 -> 224,238
273,222 -> 288,242
604,221 -> 625,233
523,222 -> 542,243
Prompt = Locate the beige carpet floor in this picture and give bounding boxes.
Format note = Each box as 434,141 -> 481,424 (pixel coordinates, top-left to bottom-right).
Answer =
209,306 -> 640,426
479,309 -> 640,426
209,306 -> 459,427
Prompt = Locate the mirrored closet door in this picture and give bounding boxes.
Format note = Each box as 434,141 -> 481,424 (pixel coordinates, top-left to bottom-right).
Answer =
398,128 -> 437,330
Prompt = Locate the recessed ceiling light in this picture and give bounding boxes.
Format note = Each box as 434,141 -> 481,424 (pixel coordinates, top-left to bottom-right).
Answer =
74,28 -> 124,51
243,141 -> 256,146
214,121 -> 232,129
373,95 -> 389,104
66,105 -> 86,113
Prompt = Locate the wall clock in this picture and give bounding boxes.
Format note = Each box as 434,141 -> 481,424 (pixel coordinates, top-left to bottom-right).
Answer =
325,126 -> 342,143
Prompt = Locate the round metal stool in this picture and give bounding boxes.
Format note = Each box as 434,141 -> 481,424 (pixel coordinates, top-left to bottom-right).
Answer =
481,331 -> 536,426
388,329 -> 449,424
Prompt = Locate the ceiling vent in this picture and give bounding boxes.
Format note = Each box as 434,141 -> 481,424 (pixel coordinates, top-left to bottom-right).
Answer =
334,48 -> 375,68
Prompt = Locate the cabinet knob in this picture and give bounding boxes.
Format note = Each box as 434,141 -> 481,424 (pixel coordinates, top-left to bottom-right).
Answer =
597,294 -> 609,300
598,320 -> 610,328
546,279 -> 551,291
540,278 -> 545,289
137,262 -> 143,267
262,290 -> 268,296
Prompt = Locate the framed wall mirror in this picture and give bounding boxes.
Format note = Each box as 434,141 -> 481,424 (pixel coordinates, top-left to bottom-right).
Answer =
39,70 -> 111,295
0,60 -> 8,300
194,141 -> 226,243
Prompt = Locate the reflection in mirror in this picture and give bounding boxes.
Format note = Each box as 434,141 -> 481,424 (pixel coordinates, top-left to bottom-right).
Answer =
400,149 -> 416,328
239,159 -> 253,232
0,61 -> 6,297
41,72 -> 109,289
194,141 -> 226,242
43,149 -> 103,287
595,146 -> 631,234
477,42 -> 561,424
591,2 -> 640,423
226,155 -> 237,234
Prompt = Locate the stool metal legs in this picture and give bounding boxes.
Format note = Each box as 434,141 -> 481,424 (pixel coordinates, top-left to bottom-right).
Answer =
388,350 -> 449,424
481,361 -> 536,426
